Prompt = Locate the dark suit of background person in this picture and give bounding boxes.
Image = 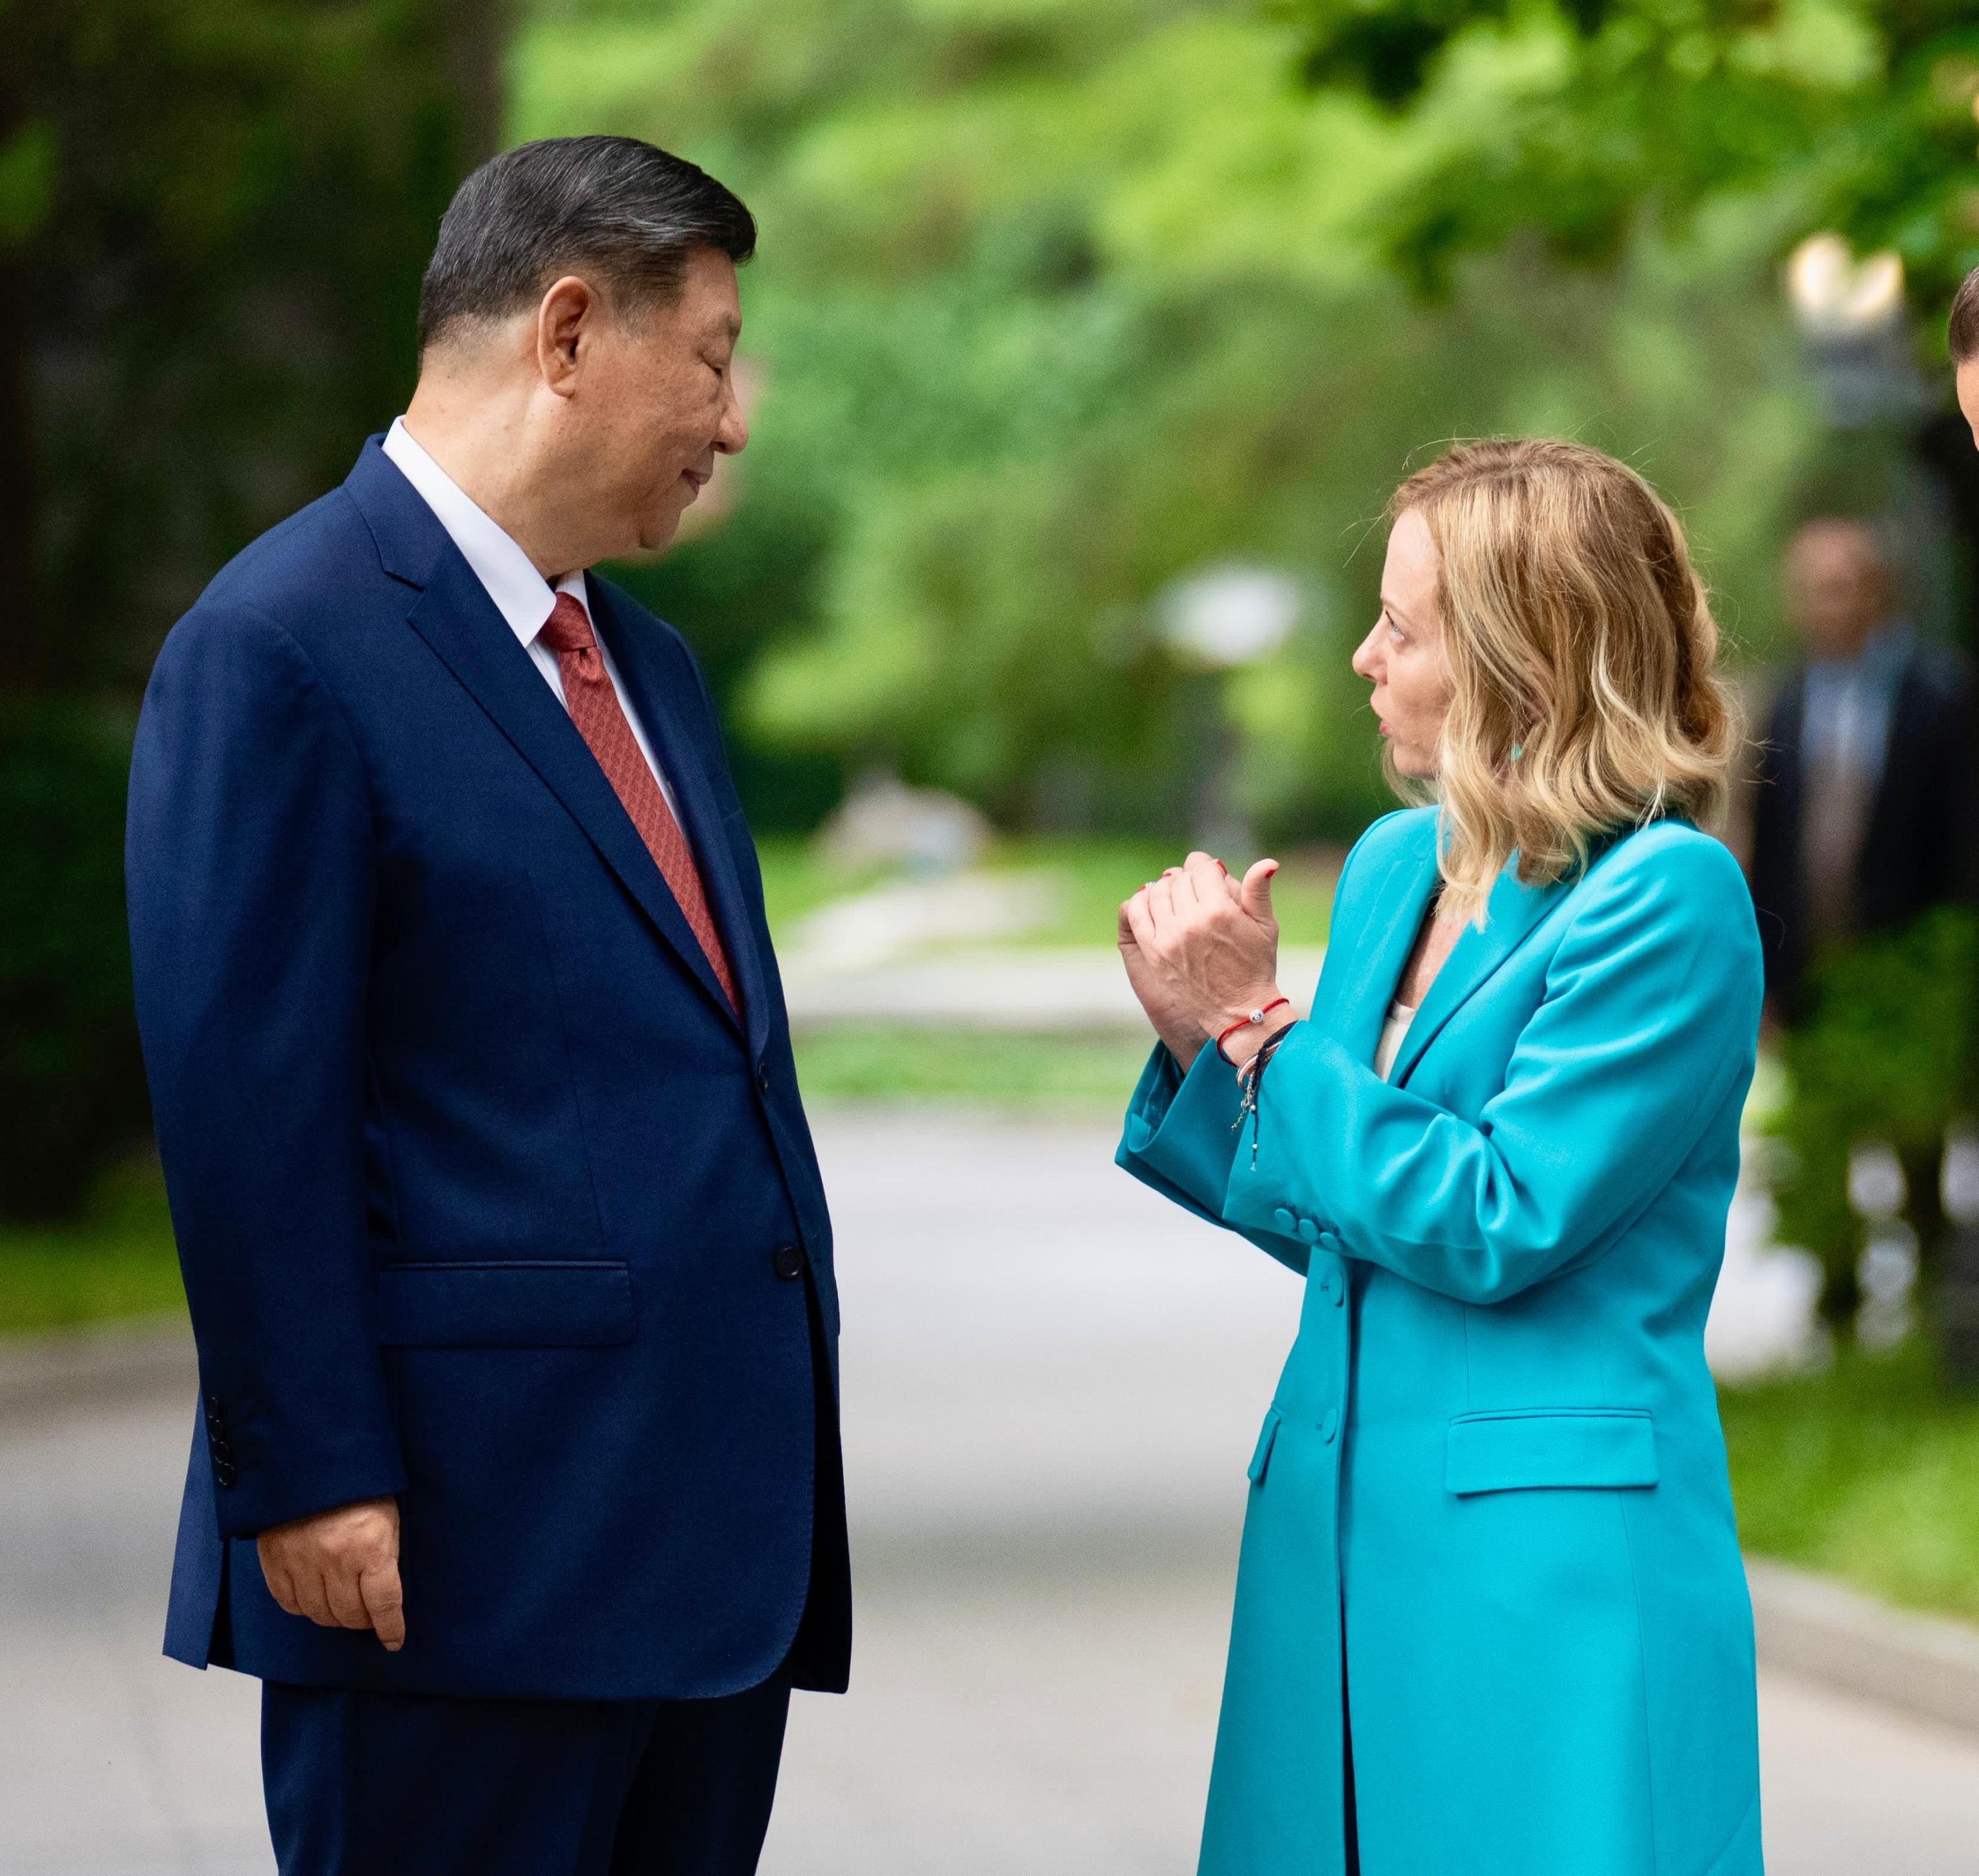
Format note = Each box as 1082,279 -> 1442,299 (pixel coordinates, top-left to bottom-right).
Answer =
1748,517 -> 1974,1024
124,138 -> 847,1876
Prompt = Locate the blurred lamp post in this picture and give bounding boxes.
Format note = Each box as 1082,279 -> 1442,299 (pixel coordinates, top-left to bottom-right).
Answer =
1784,234 -> 1922,433
1154,562 -> 1303,857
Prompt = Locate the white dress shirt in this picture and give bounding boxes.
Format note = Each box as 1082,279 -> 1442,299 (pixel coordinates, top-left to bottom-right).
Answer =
381,416 -> 684,821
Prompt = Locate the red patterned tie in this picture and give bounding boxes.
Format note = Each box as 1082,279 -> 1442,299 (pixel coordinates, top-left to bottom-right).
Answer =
539,593 -> 740,1016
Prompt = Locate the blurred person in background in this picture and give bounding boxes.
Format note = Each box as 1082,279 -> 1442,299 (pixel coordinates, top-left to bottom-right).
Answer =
1746,516 -> 1972,1027
1115,441 -> 1763,1876
124,137 -> 847,1876
1745,515 -> 1974,1332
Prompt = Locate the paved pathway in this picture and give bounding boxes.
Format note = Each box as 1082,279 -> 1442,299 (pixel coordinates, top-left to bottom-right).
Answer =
2,1115 -> 1971,1873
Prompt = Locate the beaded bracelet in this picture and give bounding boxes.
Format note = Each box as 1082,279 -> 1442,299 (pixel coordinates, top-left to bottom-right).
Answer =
1214,997 -> 1291,1067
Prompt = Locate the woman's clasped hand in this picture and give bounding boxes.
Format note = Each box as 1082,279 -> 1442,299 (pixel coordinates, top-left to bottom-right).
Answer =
1117,850 -> 1290,1071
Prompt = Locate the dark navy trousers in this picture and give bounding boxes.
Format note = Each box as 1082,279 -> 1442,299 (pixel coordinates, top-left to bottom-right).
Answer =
261,1674 -> 792,1876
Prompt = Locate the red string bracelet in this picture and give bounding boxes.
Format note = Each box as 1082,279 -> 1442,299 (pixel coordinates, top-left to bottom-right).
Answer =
1214,997 -> 1290,1066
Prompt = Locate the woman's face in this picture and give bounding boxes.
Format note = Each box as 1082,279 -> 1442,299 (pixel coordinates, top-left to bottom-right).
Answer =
1353,506 -> 1453,780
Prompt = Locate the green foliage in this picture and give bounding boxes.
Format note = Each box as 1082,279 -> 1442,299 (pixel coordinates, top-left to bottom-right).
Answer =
518,0 -> 1828,836
1276,0 -> 1979,320
0,704 -> 148,1219
0,1154 -> 183,1334
8,0 -> 502,693
1722,1336 -> 1979,1623
1764,908 -> 1977,1308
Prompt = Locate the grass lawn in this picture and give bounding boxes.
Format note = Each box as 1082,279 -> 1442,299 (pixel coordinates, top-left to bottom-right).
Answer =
792,1024 -> 1152,1109
1720,1337 -> 1979,1625
755,835 -> 1338,950
0,1156 -> 183,1335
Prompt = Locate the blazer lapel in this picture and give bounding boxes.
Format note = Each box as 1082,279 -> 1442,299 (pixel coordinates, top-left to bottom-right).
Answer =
1328,816 -> 1442,1066
591,585 -> 769,1057
345,441 -> 741,1029
1389,853 -> 1567,1087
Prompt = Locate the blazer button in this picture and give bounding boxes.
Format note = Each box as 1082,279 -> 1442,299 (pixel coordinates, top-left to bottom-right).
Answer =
772,1243 -> 805,1282
1272,1207 -> 1295,1234
1320,1409 -> 1339,1444
214,1460 -> 239,1489
1296,1218 -> 1319,1245
1319,1230 -> 1341,1255
756,1064 -> 772,1093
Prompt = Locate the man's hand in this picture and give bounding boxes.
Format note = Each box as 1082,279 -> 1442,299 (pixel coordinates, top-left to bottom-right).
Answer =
256,1495 -> 405,1651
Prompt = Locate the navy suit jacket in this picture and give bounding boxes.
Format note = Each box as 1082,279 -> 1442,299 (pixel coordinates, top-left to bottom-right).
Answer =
126,438 -> 846,1701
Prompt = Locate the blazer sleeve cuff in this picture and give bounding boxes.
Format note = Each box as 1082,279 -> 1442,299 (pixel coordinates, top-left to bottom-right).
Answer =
210,1429 -> 410,1541
1117,1040 -> 1245,1218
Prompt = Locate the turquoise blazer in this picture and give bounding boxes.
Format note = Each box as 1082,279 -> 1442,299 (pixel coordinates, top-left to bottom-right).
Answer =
1118,807 -> 1764,1876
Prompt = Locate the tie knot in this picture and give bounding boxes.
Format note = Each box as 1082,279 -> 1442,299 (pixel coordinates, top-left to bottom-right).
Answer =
539,592 -> 597,658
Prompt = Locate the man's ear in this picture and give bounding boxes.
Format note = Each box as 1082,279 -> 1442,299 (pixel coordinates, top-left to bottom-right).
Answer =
535,275 -> 597,397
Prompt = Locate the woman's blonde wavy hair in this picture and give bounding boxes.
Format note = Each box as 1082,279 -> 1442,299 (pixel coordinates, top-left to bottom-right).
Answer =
1386,439 -> 1739,916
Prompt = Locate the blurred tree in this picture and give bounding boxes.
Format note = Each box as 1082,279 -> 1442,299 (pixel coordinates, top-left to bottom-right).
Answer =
0,702 -> 145,1219
1274,0 -> 1979,324
3,0 -> 506,696
516,0 -> 1825,838
1,0 -> 505,1219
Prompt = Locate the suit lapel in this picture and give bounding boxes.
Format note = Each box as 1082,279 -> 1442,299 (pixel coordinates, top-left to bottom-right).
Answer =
1389,850 -> 1569,1087
591,584 -> 769,1057
345,441 -> 741,1029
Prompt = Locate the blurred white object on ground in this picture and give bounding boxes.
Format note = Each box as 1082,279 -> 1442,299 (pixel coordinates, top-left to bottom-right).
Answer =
816,772 -> 992,876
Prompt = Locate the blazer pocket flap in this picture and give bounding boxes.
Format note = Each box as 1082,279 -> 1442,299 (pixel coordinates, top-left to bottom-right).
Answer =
1445,1408 -> 1657,1495
376,1261 -> 634,1348
1247,1406 -> 1284,1486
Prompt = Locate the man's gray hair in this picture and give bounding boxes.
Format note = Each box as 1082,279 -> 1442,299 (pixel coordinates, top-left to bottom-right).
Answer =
416,136 -> 756,353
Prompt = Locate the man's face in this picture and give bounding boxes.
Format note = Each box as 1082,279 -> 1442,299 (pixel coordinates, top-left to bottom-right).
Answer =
1783,523 -> 1893,661
1958,358 -> 1979,454
570,247 -> 748,559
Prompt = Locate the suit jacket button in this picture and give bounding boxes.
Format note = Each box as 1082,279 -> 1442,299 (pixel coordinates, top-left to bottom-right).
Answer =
1272,1208 -> 1295,1233
772,1243 -> 805,1281
1296,1218 -> 1320,1245
1320,1410 -> 1339,1444
214,1460 -> 238,1489
757,1064 -> 772,1093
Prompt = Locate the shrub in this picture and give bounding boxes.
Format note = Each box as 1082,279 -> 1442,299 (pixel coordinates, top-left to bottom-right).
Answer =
1766,908 -> 1978,1328
0,702 -> 148,1220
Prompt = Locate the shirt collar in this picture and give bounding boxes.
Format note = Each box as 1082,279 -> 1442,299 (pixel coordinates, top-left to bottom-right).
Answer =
381,416 -> 586,648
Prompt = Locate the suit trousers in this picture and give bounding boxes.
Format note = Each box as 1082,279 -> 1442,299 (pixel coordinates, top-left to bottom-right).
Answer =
260,1674 -> 792,1876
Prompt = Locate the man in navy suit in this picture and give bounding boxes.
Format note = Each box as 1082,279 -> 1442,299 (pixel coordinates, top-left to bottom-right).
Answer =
125,135 -> 848,1875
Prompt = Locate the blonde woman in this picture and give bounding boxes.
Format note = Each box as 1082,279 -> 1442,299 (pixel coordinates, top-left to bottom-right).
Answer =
1116,440 -> 1764,1876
